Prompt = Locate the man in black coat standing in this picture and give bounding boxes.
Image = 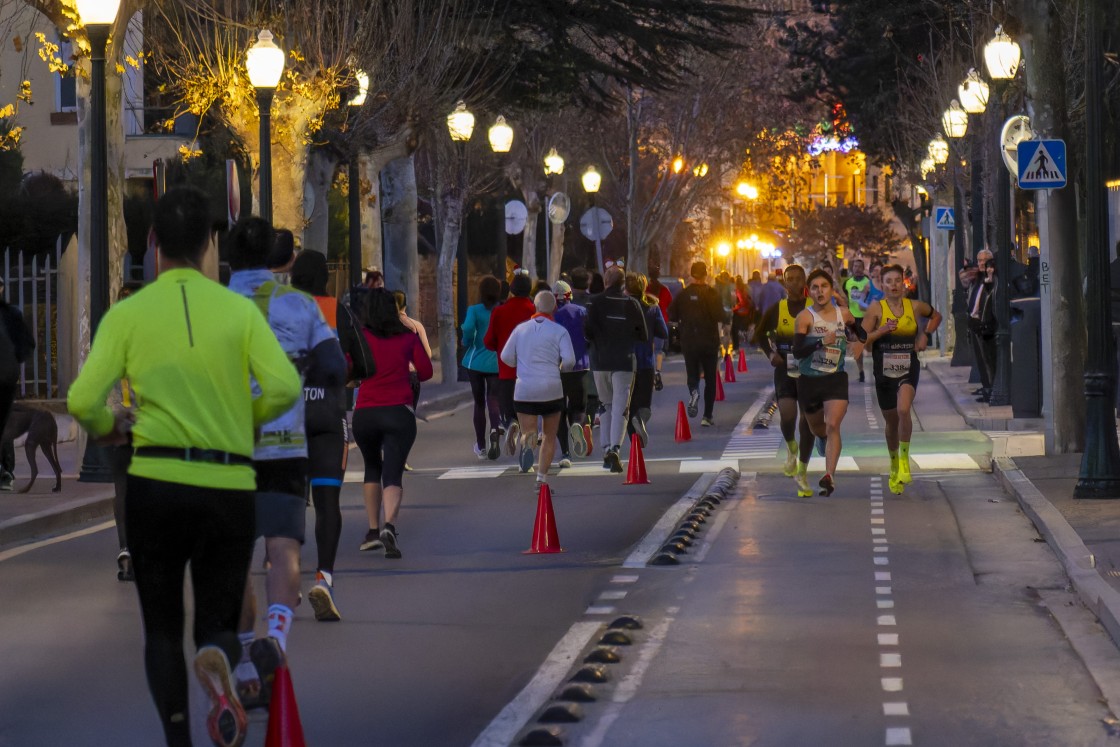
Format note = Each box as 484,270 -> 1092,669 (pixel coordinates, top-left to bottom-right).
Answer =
0,276 -> 36,490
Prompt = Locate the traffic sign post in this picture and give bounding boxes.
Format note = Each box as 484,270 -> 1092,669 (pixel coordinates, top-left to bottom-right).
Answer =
580,206 -> 613,271
934,207 -> 955,231
1017,139 -> 1067,190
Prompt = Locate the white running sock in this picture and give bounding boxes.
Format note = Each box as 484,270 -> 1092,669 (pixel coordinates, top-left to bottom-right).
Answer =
317,569 -> 333,587
267,604 -> 293,652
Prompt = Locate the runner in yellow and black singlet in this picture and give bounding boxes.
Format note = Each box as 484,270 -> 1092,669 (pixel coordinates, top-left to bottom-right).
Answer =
754,264 -> 808,477
862,264 -> 942,495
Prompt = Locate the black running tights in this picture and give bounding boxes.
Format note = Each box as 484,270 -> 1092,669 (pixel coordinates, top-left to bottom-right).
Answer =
468,370 -> 501,449
312,484 -> 342,574
125,475 -> 255,746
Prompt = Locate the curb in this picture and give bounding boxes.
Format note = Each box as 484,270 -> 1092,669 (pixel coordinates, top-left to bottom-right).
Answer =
923,359 -> 1044,432
991,456 -> 1120,650
0,493 -> 115,549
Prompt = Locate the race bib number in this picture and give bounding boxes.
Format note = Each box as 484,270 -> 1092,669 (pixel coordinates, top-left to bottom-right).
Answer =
810,344 -> 842,374
883,352 -> 911,379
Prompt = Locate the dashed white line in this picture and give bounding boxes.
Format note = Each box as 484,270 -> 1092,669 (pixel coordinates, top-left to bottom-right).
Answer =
886,727 -> 913,745
874,557 -> 890,565
881,677 -> 904,691
878,634 -> 899,646
611,575 -> 639,583
585,606 -> 616,615
883,702 -> 909,716
880,653 -> 902,667
878,615 -> 897,626
599,590 -> 628,601
876,572 -> 892,581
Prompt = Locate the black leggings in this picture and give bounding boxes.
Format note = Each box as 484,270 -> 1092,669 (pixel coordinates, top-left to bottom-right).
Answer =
627,368 -> 654,436
557,370 -> 587,455
312,485 -> 342,574
496,378 -> 517,428
352,404 -> 417,488
0,383 -> 14,475
683,347 -> 720,419
125,475 -> 255,747
468,369 -> 500,448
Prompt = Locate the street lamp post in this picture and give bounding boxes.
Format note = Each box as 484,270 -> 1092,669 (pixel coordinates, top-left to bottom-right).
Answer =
984,26 -> 1019,407
246,30 -> 285,223
943,98 -> 972,366
543,148 -> 564,280
1075,0 -> 1120,497
582,166 -> 604,271
447,101 -> 476,327
75,0 -> 121,484
347,70 -> 368,291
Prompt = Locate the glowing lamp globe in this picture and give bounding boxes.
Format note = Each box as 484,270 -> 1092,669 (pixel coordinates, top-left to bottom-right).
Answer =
488,115 -> 513,153
958,69 -> 989,115
446,100 -> 475,142
75,0 -> 121,25
544,148 -> 565,175
984,26 -> 1020,80
246,30 -> 285,89
942,101 -> 968,139
582,166 -> 602,194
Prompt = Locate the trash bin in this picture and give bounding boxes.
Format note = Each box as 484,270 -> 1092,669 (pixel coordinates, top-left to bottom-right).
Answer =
1010,297 -> 1041,418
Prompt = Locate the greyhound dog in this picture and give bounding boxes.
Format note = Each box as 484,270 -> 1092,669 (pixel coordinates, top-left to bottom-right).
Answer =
1,404 -> 62,493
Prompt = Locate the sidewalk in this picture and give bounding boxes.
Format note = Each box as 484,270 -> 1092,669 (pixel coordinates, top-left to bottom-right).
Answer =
924,353 -> 1120,649
0,359 -> 470,549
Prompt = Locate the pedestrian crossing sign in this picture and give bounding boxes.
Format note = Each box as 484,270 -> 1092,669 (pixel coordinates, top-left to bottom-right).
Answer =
934,207 -> 955,231
1017,139 -> 1067,190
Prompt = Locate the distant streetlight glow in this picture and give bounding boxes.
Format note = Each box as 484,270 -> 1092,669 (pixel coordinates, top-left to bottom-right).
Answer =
958,69 -> 989,115
672,156 -> 684,174
488,115 -> 513,153
544,148 -> 565,175
693,162 -> 709,178
736,182 -> 759,200
928,133 -> 949,165
942,101 -> 968,139
984,25 -> 1021,80
446,100 -> 475,142
582,166 -> 602,194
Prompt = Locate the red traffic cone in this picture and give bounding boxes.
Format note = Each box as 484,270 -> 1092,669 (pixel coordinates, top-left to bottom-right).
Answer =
738,348 -> 748,373
674,401 -> 692,443
715,371 -> 725,401
624,433 -> 650,485
724,353 -> 737,383
265,665 -> 306,747
524,482 -> 563,554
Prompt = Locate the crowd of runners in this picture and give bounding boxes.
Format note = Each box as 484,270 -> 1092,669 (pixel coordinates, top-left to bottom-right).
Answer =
63,183 -> 939,747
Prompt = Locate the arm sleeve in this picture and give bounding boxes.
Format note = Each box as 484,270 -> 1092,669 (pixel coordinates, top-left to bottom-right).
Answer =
754,306 -> 780,354
461,307 -> 476,347
559,329 -> 576,372
500,328 -> 518,368
846,320 -> 868,342
247,312 -> 303,426
66,309 -> 126,437
412,333 -> 435,382
791,332 -> 821,359
483,311 -> 498,351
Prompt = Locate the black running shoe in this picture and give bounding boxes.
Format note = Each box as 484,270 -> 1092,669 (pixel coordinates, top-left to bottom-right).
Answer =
248,637 -> 285,709
687,389 -> 699,418
487,428 -> 501,460
381,523 -> 401,559
654,371 -> 663,391
818,473 -> 835,497
359,528 -> 383,551
606,448 -> 624,474
117,549 -> 134,582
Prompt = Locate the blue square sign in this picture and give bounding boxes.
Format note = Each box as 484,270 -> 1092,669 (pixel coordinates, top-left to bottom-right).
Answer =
934,207 -> 955,231
1017,139 -> 1067,190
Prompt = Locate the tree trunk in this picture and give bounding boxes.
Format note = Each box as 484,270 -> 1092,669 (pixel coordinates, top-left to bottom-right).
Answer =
521,208 -> 539,279
437,192 -> 464,384
1014,0 -> 1086,451
360,151 -> 382,271
303,149 -> 338,254
381,155 -> 419,316
548,220 -> 565,285
105,56 -> 127,306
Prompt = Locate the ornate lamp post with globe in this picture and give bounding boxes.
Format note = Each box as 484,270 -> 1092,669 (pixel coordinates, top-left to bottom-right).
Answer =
246,30 -> 285,223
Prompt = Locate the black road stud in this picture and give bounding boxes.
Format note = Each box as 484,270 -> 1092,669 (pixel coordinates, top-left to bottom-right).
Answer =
599,629 -> 633,646
520,726 -> 564,746
670,532 -> 694,546
584,646 -> 621,664
660,540 -> 688,555
556,684 -> 597,702
539,704 -> 584,723
609,615 -> 644,630
570,664 -> 610,683
650,551 -> 680,565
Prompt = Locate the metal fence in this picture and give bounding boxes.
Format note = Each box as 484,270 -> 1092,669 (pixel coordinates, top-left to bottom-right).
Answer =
3,239 -> 62,400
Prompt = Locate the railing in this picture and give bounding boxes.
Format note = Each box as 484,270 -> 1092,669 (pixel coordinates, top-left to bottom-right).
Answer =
3,239 -> 62,400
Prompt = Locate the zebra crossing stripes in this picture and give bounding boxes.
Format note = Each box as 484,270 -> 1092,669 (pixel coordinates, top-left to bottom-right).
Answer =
722,429 -> 783,460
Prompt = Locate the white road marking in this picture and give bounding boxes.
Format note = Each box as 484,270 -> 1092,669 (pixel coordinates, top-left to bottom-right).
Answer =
611,575 -> 639,584
878,615 -> 897,626
806,456 -> 860,472
886,727 -> 913,745
874,556 -> 890,565
872,528 -> 886,535
878,634 -> 899,646
579,612 -> 677,747
871,518 -> 885,524
877,599 -> 895,608
0,520 -> 114,563
438,466 -> 510,480
585,606 -> 616,615
883,702 -> 910,716
880,653 -> 902,667
874,547 -> 890,553
881,677 -> 904,691
469,621 -> 601,747
872,508 -> 884,515
876,586 -> 892,595
876,572 -> 892,581
874,538 -> 888,544
599,590 -> 628,601
911,453 -> 981,470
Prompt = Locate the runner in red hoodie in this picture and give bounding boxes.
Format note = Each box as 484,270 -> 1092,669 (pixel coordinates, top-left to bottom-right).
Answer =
484,272 -> 535,455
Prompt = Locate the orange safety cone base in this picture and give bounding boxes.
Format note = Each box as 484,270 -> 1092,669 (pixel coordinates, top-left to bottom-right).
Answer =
524,483 -> 564,553
674,401 -> 692,442
715,371 -> 725,401
738,349 -> 748,372
624,433 -> 650,484
265,665 -> 306,747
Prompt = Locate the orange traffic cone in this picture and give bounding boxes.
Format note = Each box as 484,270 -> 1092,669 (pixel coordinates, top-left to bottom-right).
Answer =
724,353 -> 737,383
524,482 -> 563,554
265,665 -> 306,747
715,371 -> 725,401
738,348 -> 748,373
624,433 -> 650,485
674,401 -> 692,443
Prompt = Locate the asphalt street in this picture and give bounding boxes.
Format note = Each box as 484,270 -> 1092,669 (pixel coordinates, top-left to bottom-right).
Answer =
0,354 -> 1115,746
